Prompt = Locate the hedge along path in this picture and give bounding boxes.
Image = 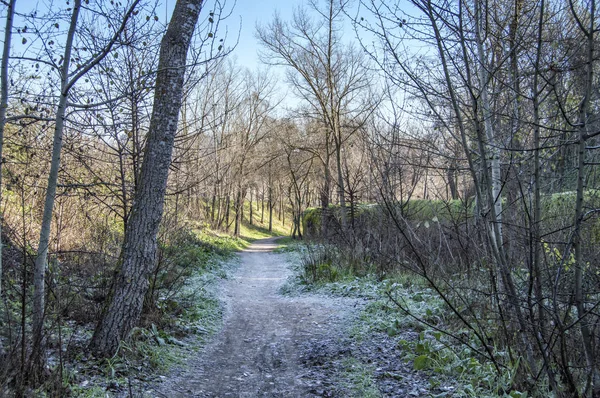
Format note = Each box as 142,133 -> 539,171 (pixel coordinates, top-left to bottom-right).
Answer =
155,237 -> 356,397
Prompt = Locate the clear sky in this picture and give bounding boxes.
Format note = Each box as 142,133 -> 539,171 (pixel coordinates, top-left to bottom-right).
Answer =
227,0 -> 299,69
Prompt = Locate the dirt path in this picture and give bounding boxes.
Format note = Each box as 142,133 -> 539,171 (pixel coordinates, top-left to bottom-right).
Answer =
155,237 -> 356,397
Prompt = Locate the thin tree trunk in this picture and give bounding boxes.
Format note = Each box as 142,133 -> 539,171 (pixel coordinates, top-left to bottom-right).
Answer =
249,188 -> 253,225
473,0 -> 537,376
474,3 -> 503,243
278,186 -> 282,221
256,187 -> 260,211
335,142 -> 347,231
571,0 -> 598,391
0,0 -> 16,303
32,0 -> 82,367
90,0 -> 204,357
530,0 -> 558,391
234,190 -> 241,236
225,194 -> 230,232
261,184 -> 265,223
321,154 -> 331,238
268,186 -> 273,232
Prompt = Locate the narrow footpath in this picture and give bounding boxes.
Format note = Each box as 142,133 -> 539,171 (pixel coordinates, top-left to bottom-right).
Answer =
155,237 -> 357,397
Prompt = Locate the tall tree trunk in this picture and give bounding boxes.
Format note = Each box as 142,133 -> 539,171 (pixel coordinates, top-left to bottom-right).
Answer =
90,0 -> 204,357
571,0 -> 598,392
335,141 -> 347,231
472,0 -> 537,376
256,187 -> 260,211
211,192 -> 216,223
321,154 -> 331,238
0,0 -> 16,304
31,0 -> 81,369
261,184 -> 265,223
530,0 -> 558,390
278,185 -> 282,221
474,1 -> 503,243
447,162 -> 458,200
234,190 -> 241,236
268,185 -> 273,232
225,194 -> 230,232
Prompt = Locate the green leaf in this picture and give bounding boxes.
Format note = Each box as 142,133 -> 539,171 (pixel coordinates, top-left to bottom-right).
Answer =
414,355 -> 429,370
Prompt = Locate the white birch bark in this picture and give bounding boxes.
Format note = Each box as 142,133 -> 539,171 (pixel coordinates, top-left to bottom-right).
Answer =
32,0 -> 81,349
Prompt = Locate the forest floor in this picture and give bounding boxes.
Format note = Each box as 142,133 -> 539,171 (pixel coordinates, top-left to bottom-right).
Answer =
145,237 -> 438,398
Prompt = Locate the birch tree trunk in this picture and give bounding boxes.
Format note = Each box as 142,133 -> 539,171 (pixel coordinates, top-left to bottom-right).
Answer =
90,0 -> 204,357
28,0 -> 141,369
474,0 -> 503,244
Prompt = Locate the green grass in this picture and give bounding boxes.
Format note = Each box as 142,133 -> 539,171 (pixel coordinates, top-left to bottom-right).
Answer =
200,200 -> 293,248
197,229 -> 251,251
273,236 -> 301,253
241,200 -> 291,238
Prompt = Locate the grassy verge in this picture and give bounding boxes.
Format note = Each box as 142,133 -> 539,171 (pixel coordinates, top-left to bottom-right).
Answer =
281,243 -> 523,398
60,229 -> 244,397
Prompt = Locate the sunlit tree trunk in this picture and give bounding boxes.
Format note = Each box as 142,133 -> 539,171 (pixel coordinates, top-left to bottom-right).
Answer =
31,0 -> 82,368
90,0 -> 204,357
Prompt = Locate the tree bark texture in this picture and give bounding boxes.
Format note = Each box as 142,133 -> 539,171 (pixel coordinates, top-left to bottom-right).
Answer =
90,0 -> 204,357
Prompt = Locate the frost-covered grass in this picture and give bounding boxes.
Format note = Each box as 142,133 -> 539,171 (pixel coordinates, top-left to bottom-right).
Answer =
57,229 -> 243,397
281,243 -> 524,398
341,357 -> 381,398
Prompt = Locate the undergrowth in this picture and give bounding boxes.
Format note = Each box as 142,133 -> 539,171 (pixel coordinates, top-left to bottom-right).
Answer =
283,242 -> 527,398
40,228 -> 243,397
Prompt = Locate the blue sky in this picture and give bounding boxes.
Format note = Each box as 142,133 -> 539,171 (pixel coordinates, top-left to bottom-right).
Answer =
228,0 -> 298,69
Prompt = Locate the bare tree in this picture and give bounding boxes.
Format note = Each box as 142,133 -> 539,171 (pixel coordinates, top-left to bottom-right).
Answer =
257,0 -> 373,236
352,0 -> 600,393
26,0 -> 142,376
230,70 -> 276,236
